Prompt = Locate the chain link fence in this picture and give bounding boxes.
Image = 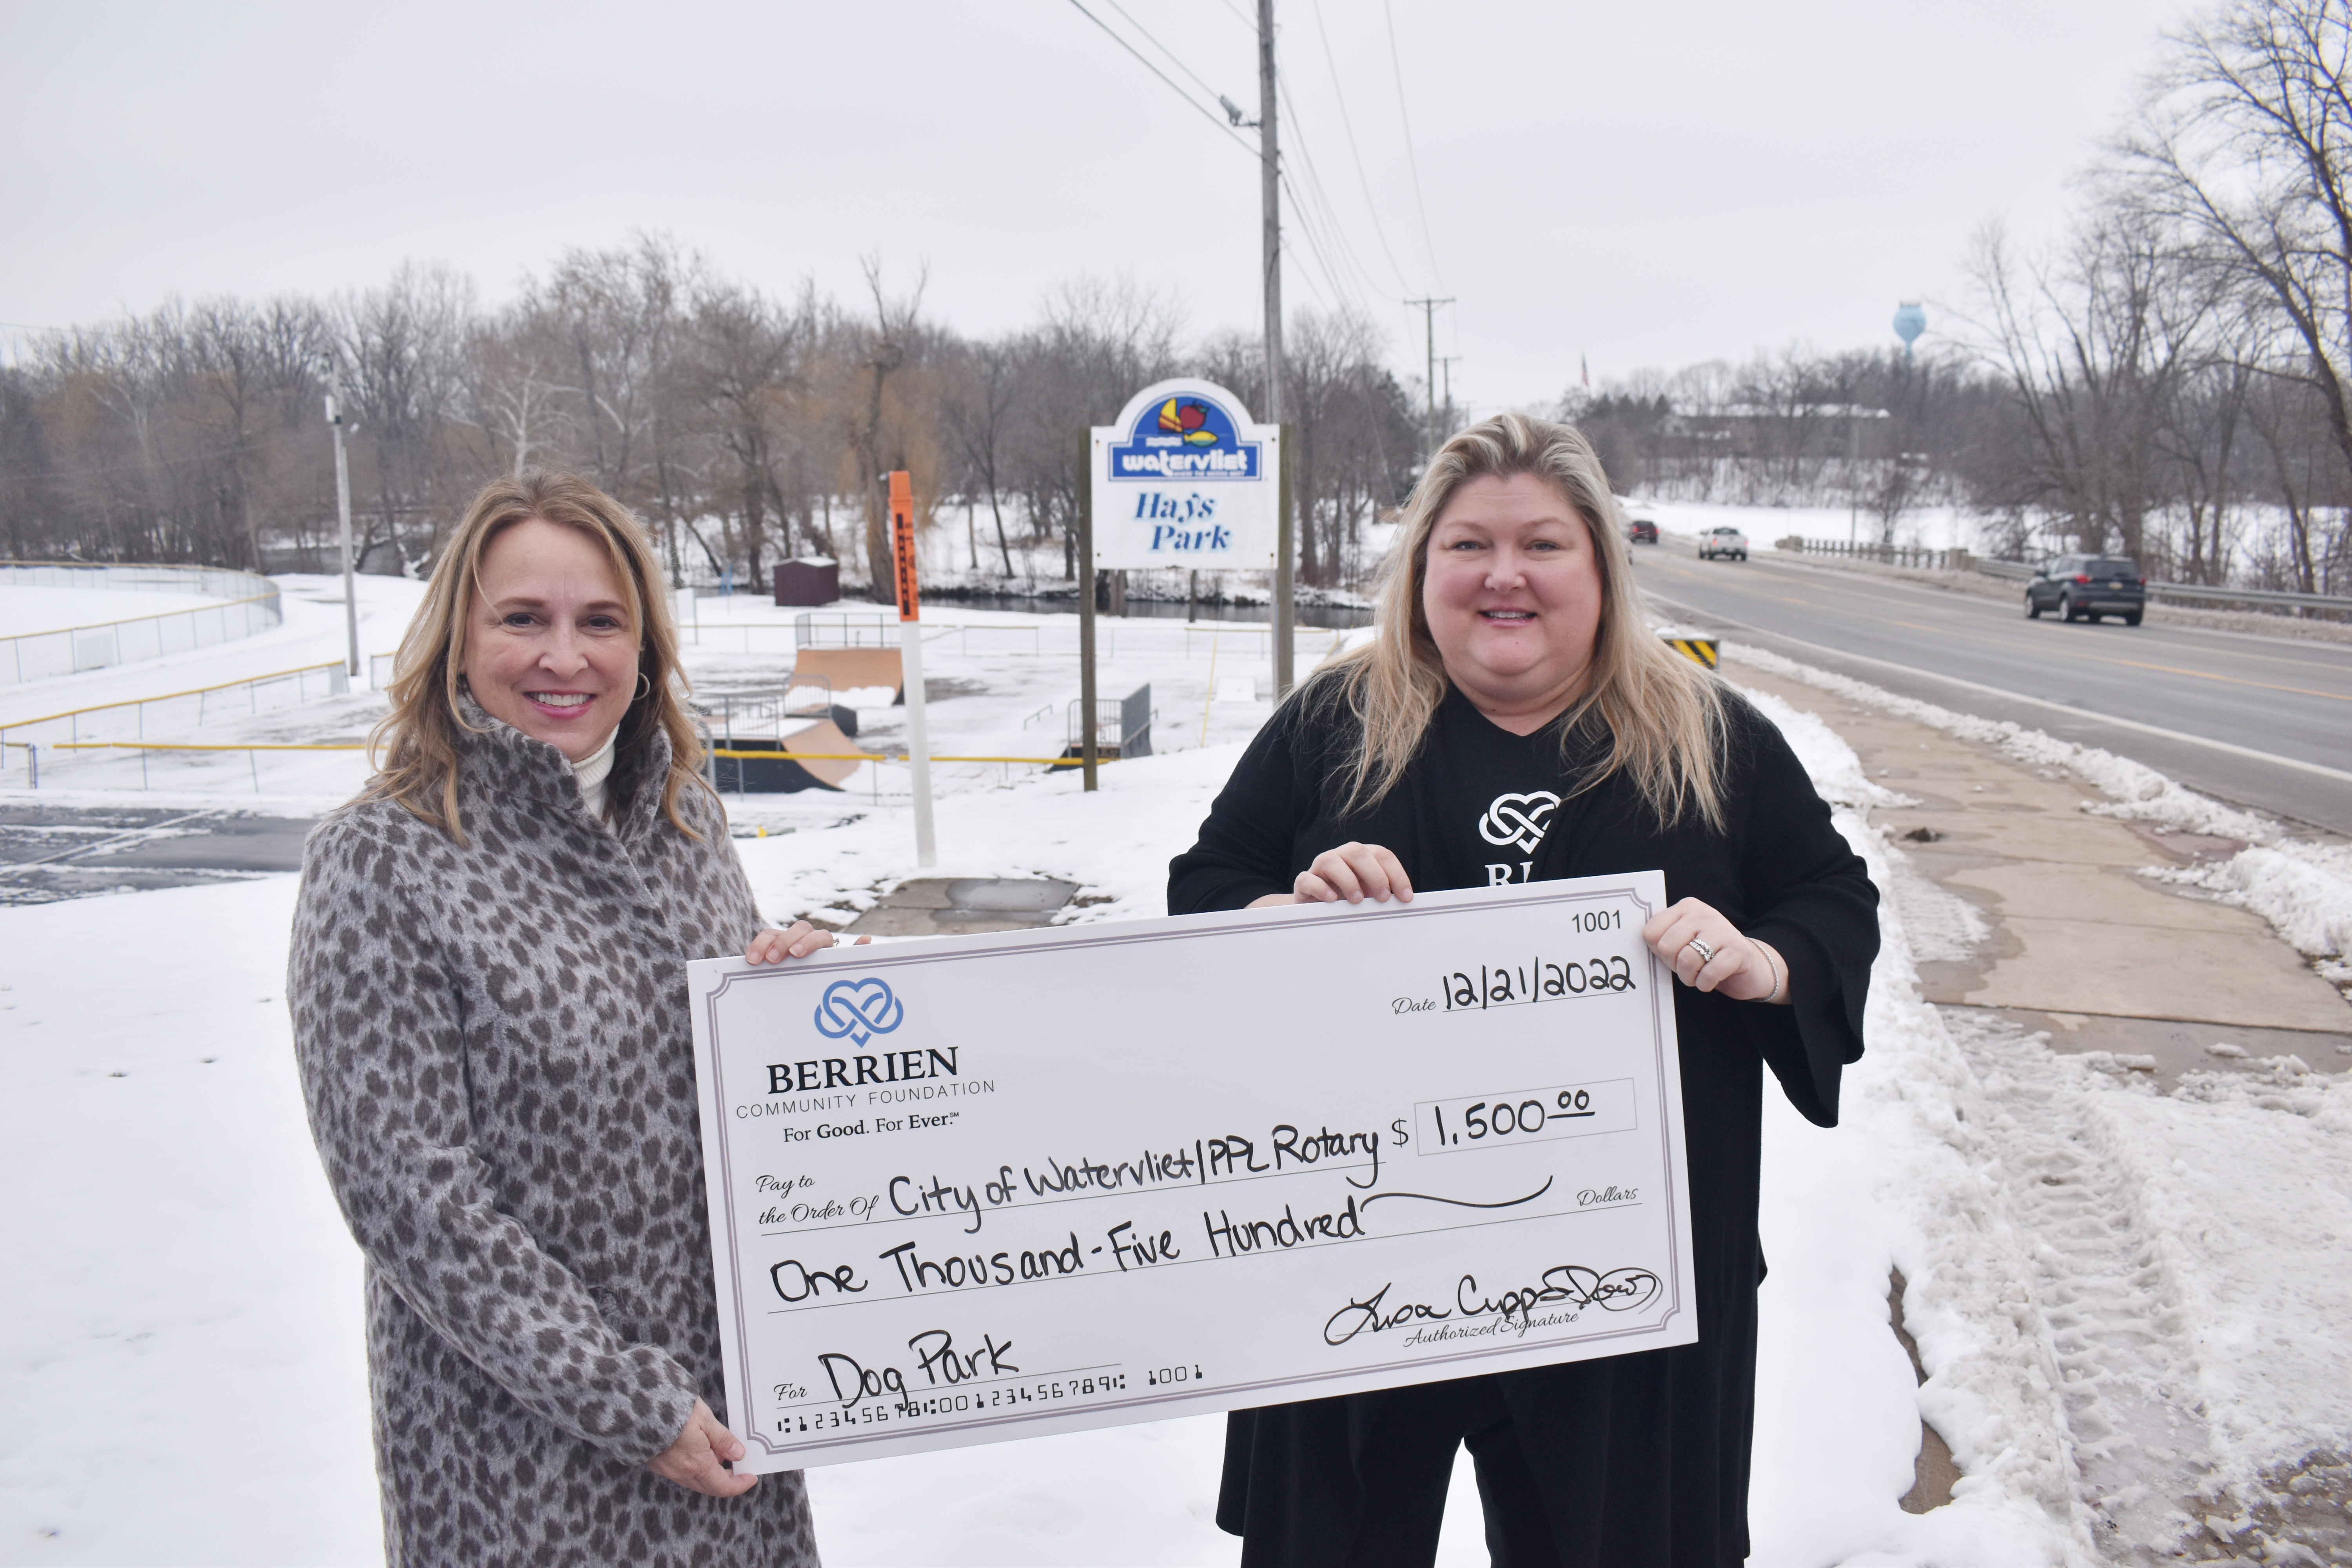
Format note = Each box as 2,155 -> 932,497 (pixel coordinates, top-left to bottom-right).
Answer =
0,562 -> 283,685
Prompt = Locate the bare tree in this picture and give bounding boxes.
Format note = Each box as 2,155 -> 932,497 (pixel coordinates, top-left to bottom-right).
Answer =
1960,212 -> 2216,559
2118,0 -> 2352,587
675,280 -> 806,589
849,258 -> 929,599
942,338 -> 1023,577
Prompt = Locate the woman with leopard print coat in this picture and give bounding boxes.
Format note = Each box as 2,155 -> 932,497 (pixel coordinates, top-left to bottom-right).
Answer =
290,474 -> 839,1566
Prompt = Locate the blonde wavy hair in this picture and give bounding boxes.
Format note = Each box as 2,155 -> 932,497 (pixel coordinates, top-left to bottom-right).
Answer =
359,472 -> 710,843
1316,412 -> 1730,829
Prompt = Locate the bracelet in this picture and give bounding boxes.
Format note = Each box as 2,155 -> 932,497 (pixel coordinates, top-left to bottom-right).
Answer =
1761,944 -> 1786,1005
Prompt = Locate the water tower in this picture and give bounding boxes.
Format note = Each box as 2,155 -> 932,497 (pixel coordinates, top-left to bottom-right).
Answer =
1893,301 -> 1927,363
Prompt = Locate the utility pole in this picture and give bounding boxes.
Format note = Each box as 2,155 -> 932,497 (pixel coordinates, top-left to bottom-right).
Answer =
324,394 -> 359,680
1405,296 -> 1455,459
1077,432 -> 1098,792
1258,0 -> 1295,698
1436,356 -> 1461,430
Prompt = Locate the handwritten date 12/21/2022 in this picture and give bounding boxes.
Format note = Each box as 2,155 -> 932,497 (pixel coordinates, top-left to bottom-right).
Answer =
1393,952 -> 1638,1015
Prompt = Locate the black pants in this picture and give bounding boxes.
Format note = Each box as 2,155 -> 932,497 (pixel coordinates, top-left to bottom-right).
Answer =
1338,1377 -> 1561,1568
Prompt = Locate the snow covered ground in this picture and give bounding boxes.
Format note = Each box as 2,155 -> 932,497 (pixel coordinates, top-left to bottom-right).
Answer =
4,573 -> 2350,1565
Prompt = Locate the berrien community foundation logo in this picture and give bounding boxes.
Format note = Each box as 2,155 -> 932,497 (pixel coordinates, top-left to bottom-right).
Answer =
1105,391 -> 1262,480
814,978 -> 904,1045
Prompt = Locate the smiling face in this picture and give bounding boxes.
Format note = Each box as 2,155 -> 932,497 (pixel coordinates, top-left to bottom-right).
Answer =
1420,472 -> 1606,730
459,517 -> 640,761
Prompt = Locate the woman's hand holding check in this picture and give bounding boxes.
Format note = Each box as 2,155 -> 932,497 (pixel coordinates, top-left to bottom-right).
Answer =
1641,897 -> 1788,1004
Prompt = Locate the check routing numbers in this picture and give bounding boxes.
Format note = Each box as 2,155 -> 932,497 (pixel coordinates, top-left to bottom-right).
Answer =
699,880 -> 1680,1463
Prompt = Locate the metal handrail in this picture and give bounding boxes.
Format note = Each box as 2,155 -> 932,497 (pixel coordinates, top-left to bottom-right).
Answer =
0,659 -> 349,742
0,588 -> 283,640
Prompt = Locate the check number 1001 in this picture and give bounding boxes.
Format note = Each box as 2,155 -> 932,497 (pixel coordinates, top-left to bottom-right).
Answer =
1414,1078 -> 1638,1156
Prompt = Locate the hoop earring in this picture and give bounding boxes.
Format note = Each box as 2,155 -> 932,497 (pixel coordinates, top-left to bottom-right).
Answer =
634,671 -> 652,702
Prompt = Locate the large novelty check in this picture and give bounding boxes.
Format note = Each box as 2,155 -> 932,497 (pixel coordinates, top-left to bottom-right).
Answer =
688,873 -> 1695,1472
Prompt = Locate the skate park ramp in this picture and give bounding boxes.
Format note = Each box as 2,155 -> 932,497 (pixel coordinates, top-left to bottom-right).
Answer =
791,648 -> 903,703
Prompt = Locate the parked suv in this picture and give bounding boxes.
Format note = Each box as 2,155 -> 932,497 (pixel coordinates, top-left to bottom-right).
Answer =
1628,517 -> 1659,545
2025,554 -> 2146,624
1698,525 -> 1748,561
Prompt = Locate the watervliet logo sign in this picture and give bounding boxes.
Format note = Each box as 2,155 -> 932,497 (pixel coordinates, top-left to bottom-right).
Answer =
1090,378 -> 1281,570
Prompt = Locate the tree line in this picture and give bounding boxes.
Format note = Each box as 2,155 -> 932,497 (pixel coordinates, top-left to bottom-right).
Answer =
0,240 -> 1419,598
14,0 -> 2347,599
1568,0 -> 2352,595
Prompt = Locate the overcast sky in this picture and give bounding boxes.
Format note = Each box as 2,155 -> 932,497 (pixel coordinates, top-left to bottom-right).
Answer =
2,0 -> 2197,414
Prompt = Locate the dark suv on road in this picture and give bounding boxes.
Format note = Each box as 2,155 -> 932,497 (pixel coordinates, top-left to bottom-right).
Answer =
2025,554 -> 2147,625
1627,517 -> 1658,545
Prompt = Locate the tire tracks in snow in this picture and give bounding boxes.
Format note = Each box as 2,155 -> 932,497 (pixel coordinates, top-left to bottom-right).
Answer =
1945,1011 -> 2218,1561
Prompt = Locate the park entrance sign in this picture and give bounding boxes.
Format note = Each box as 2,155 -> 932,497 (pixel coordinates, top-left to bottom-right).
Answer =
1089,378 -> 1282,571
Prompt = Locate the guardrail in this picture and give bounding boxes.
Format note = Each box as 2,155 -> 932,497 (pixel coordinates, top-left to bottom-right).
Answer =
0,562 -> 284,684
2145,581 -> 2352,613
0,660 -> 350,747
1779,538 -> 2350,617
1773,537 -> 1977,572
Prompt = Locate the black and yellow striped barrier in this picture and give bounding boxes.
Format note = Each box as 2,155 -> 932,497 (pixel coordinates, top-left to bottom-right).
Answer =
1660,635 -> 1719,669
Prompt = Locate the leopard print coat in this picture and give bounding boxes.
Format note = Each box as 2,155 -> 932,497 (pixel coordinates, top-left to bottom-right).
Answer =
289,708 -> 820,1567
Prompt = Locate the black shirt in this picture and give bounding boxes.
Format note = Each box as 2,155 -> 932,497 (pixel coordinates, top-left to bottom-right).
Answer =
1168,676 -> 1879,1568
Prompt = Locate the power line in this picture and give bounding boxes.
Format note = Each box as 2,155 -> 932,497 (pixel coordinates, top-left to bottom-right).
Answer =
1277,171 -> 1350,314
1382,0 -> 1448,294
1275,67 -> 1385,315
1310,0 -> 1411,296
1102,0 -> 1230,106
1063,0 -> 1258,155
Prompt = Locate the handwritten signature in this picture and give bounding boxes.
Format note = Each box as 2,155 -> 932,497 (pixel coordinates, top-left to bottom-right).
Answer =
1322,1265 -> 1664,1345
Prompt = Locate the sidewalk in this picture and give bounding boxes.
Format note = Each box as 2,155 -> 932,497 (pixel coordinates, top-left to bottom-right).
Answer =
1728,655 -> 2352,1079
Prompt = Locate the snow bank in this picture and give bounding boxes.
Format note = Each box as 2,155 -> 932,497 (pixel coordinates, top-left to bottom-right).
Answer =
2148,842 -> 2352,969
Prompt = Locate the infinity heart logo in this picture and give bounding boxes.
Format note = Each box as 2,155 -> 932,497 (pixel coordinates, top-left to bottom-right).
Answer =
1478,791 -> 1562,855
813,978 -> 904,1045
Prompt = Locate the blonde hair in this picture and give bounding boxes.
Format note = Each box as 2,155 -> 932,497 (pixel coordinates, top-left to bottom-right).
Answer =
359,471 -> 710,843
1316,412 -> 1729,830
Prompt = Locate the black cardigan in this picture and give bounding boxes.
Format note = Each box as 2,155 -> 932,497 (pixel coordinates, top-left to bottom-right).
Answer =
1167,679 -> 1878,1568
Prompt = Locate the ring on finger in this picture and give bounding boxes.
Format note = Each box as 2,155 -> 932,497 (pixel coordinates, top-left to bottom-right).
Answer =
1683,936 -> 1717,967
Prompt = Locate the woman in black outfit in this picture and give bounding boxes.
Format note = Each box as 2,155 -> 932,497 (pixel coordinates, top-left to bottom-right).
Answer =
1167,414 -> 1879,1568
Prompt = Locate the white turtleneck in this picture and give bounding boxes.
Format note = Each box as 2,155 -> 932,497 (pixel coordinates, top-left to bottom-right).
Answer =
571,729 -> 619,822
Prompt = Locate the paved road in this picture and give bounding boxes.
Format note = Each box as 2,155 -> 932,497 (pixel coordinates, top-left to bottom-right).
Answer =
1629,546 -> 2352,836
0,805 -> 313,904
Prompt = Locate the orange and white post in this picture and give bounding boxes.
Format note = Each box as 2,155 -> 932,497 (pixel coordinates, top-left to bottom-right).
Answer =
888,471 -> 937,867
